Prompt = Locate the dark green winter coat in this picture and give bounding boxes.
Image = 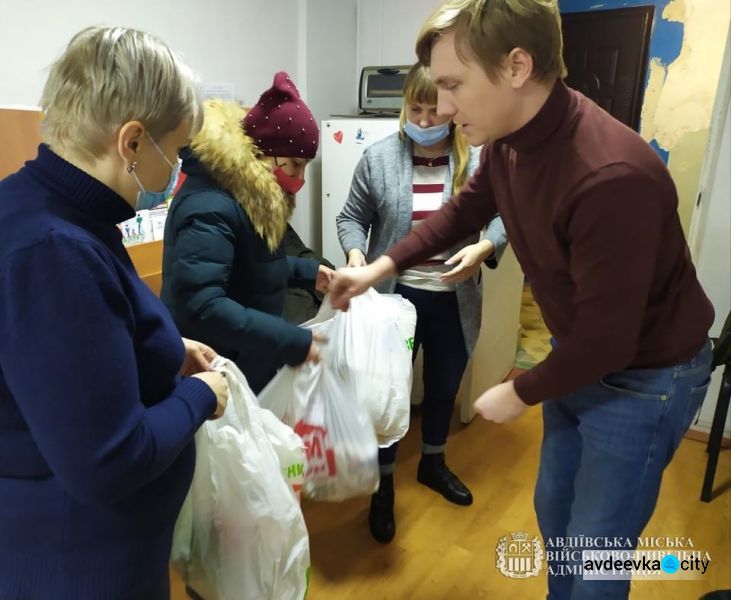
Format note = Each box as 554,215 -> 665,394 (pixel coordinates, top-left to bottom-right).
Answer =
161,100 -> 318,392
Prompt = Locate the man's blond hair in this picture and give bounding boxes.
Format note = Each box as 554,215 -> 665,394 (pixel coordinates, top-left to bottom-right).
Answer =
416,0 -> 567,83
41,26 -> 203,161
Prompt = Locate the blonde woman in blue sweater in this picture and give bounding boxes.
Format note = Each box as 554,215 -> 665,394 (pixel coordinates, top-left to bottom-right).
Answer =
0,28 -> 227,599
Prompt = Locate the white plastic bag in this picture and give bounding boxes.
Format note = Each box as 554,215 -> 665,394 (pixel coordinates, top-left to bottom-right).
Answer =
294,358 -> 380,502
259,408 -> 306,501
175,359 -> 310,600
260,290 -> 416,449
171,485 -> 194,570
258,311 -> 333,428
330,289 -> 416,447
258,363 -> 301,427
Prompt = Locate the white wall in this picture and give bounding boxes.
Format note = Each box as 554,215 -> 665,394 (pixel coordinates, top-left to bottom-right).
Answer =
356,0 -> 441,71
293,0 -> 358,252
0,0 -> 302,108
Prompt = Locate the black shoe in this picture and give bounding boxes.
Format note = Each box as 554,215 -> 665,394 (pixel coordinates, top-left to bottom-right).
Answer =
368,474 -> 395,543
417,453 -> 473,506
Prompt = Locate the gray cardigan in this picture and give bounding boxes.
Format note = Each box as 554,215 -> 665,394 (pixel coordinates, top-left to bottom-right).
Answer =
336,132 -> 507,355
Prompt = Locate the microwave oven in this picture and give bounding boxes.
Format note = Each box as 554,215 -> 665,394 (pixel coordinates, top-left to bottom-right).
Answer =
359,65 -> 411,113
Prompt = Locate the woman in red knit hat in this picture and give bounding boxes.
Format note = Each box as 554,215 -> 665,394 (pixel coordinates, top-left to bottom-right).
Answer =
161,72 -> 333,394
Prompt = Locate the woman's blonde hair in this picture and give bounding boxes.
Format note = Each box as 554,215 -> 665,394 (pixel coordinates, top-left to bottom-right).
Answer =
399,63 -> 470,196
41,26 -> 203,162
416,0 -> 566,83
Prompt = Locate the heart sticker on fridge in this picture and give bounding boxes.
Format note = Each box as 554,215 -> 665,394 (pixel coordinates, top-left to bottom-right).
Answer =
333,130 -> 343,144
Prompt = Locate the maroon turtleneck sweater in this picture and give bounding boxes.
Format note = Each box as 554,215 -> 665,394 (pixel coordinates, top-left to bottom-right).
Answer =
387,80 -> 714,405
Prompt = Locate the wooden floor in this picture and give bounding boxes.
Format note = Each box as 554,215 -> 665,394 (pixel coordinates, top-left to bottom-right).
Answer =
171,402 -> 731,599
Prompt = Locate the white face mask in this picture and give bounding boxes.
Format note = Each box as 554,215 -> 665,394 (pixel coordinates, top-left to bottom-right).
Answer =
128,131 -> 177,210
403,120 -> 451,147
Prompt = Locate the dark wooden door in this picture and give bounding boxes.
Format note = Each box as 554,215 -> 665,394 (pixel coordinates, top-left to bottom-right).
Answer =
561,6 -> 654,131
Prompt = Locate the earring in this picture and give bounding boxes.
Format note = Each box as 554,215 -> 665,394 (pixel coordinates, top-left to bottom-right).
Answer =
127,161 -> 138,173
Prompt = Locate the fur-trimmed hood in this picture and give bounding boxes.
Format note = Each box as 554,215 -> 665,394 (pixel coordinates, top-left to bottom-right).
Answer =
188,99 -> 292,251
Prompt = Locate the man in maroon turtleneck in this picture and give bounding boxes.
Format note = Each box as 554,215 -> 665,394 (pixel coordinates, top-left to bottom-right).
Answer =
329,1 -> 714,598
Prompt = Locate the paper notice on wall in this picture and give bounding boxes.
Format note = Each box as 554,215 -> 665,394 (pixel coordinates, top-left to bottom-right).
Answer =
202,83 -> 236,101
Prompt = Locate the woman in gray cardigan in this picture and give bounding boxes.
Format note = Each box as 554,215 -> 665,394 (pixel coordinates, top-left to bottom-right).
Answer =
336,65 -> 507,543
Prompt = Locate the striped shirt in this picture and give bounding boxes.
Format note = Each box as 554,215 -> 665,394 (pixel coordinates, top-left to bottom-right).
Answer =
398,154 -> 454,292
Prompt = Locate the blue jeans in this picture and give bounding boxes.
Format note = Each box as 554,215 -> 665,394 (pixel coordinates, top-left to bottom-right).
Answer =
534,340 -> 712,599
379,284 -> 469,466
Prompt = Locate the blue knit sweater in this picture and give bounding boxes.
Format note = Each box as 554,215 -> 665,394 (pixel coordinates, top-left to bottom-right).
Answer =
0,145 -> 216,599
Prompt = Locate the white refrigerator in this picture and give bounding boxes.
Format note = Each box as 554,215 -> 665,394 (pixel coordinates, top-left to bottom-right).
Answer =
321,117 -> 400,268
320,117 -> 524,423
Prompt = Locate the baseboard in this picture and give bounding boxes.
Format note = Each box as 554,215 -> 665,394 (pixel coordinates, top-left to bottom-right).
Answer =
685,428 -> 731,448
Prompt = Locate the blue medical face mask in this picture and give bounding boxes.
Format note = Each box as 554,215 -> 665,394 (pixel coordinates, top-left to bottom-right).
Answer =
135,161 -> 180,210
403,120 -> 451,147
129,132 -> 179,210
